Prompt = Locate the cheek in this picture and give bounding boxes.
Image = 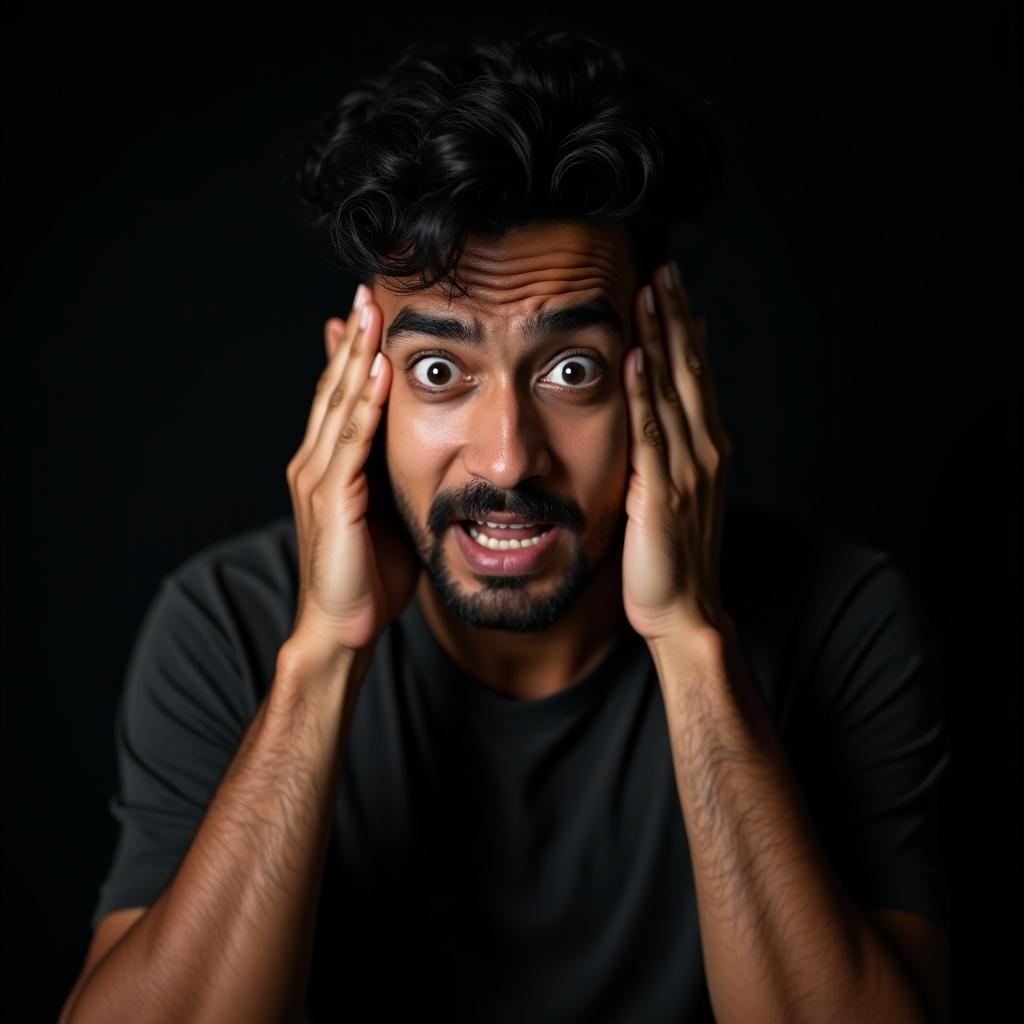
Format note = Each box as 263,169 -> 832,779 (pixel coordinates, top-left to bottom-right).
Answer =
388,397 -> 628,485
556,409 -> 628,490
386,402 -> 456,478
597,409 -> 630,504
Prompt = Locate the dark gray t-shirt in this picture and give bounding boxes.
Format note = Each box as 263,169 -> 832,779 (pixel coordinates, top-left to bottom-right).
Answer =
90,501 -> 952,1023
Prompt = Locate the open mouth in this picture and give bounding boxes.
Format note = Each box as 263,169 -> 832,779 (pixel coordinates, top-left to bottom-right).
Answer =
457,520 -> 556,551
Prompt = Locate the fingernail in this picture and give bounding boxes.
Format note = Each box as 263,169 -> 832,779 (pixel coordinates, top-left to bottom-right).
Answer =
661,264 -> 675,291
636,346 -> 645,375
359,301 -> 370,329
370,352 -> 383,378
643,285 -> 655,315
670,261 -> 683,291
353,283 -> 368,310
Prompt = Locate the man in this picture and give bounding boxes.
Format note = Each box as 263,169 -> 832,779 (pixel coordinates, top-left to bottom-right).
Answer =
60,22 -> 952,1024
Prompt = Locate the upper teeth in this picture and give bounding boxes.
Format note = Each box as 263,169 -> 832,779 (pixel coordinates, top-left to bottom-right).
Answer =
474,520 -> 537,530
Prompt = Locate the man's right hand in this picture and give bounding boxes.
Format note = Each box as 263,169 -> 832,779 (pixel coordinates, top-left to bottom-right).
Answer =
285,284 -> 420,661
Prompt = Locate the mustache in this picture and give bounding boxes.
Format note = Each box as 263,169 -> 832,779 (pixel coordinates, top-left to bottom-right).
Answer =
432,487 -> 583,533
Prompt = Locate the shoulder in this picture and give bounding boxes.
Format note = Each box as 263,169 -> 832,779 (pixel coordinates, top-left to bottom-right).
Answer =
719,501 -> 902,652
722,500 -> 904,604
725,500 -> 927,633
170,514 -> 297,597
793,521 -> 937,692
719,503 -> 940,721
139,514 -> 299,693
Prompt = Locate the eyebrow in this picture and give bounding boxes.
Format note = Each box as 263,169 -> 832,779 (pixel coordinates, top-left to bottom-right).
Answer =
382,295 -> 625,351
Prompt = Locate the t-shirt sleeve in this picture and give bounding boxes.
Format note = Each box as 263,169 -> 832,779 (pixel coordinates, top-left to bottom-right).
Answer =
799,552 -> 953,929
90,572 -> 250,930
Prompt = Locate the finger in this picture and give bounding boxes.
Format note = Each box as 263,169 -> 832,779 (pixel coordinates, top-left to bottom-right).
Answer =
635,280 -> 697,496
667,264 -> 731,458
311,299 -> 391,492
300,286 -> 369,456
654,265 -> 716,476
624,339 -> 672,500
687,311 -> 731,603
324,283 -> 369,362
663,264 -> 731,608
325,319 -> 341,362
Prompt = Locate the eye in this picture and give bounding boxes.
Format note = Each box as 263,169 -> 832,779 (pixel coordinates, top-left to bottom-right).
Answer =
405,349 -> 607,394
543,351 -> 606,390
408,352 -> 462,391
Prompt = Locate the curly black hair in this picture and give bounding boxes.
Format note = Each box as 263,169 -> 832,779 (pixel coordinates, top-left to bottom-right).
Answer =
287,19 -> 723,299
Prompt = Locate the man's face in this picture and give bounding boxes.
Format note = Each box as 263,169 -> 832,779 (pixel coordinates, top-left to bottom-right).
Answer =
376,219 -> 638,634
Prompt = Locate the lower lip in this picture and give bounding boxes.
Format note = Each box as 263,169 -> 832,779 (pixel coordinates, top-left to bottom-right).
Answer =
451,522 -> 563,575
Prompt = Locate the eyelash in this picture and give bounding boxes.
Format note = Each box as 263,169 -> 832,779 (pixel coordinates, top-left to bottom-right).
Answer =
405,348 -> 608,394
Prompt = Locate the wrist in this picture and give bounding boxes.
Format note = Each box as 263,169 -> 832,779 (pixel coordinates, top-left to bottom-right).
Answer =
277,631 -> 365,691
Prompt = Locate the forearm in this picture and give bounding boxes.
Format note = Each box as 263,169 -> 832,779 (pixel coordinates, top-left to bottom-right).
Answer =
66,637 -> 374,1024
650,626 -> 930,1023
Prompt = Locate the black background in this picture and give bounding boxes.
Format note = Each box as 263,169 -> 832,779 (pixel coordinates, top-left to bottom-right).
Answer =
3,1 -> 1018,1018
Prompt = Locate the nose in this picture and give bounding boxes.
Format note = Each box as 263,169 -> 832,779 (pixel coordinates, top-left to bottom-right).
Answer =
463,381 -> 553,488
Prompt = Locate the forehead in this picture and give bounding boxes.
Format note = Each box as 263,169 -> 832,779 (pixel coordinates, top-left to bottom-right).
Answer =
378,219 -> 636,351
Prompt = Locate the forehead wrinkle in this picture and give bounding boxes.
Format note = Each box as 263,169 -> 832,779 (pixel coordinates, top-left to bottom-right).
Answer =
383,295 -> 624,351
457,245 -> 625,280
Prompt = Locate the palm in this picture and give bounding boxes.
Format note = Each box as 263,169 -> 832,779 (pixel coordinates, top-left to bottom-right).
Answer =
370,513 -> 420,624
365,464 -> 421,626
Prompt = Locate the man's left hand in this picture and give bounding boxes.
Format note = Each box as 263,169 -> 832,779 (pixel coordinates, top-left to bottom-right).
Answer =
621,261 -> 735,646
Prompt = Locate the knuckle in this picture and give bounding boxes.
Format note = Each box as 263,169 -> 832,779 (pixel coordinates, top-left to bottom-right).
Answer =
309,485 -> 328,515
336,415 -> 362,448
640,416 -> 663,448
681,469 -> 699,495
328,384 -> 346,409
660,378 -> 681,406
